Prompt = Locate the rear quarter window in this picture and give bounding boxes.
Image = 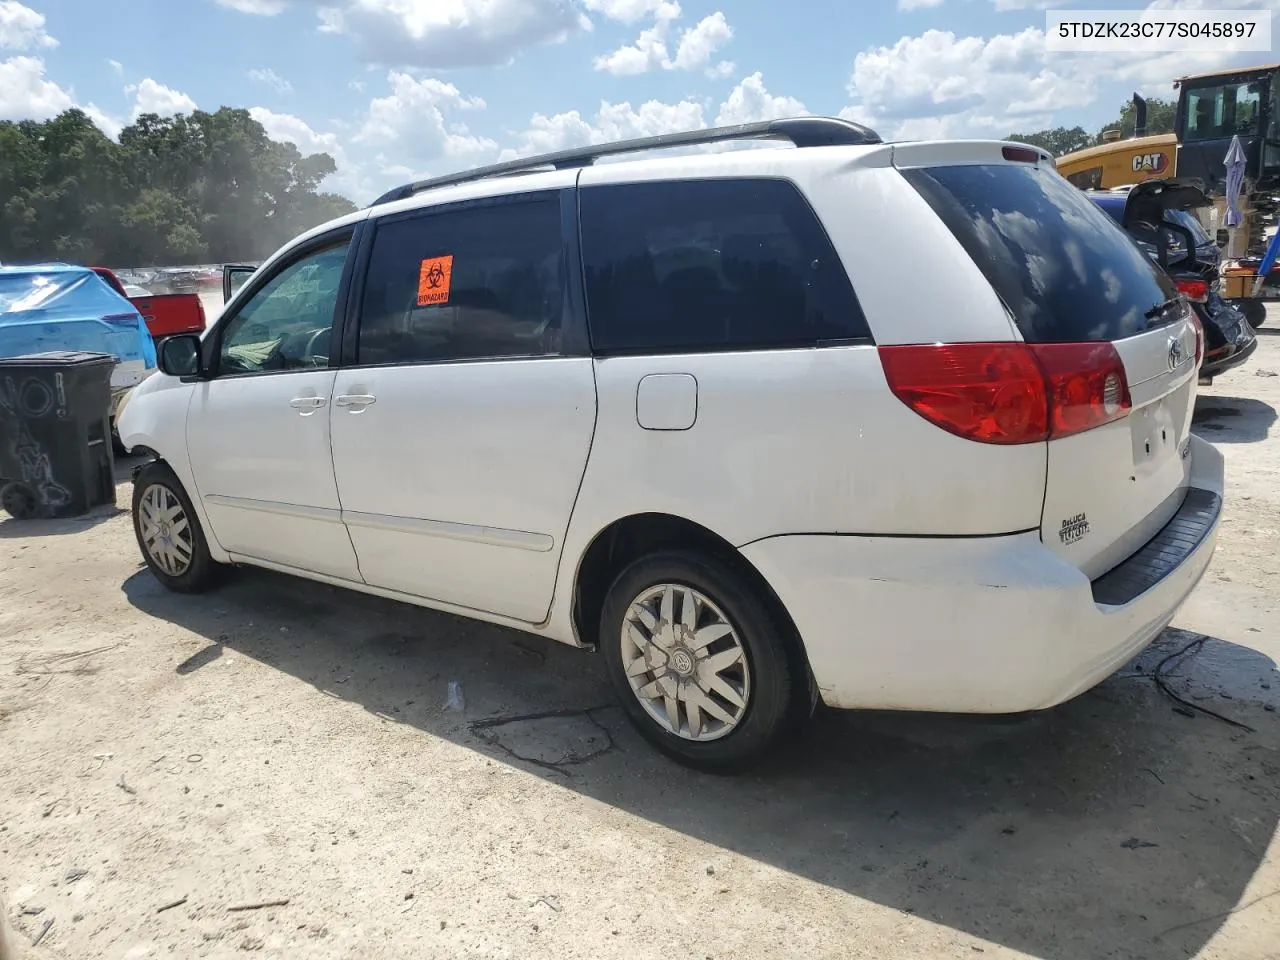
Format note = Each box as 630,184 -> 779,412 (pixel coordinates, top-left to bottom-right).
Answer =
904,164 -> 1179,343
579,178 -> 869,354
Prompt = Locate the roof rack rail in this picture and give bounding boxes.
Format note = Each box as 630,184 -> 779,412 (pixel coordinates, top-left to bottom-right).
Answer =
369,115 -> 882,207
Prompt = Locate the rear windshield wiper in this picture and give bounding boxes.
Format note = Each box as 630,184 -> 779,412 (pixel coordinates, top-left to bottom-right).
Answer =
1145,297 -> 1182,322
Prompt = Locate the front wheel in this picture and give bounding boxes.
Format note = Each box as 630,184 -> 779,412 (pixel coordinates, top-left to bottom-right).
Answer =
131,461 -> 221,593
600,550 -> 808,772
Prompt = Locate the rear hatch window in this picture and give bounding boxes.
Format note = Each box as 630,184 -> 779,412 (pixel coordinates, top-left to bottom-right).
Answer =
902,163 -> 1179,343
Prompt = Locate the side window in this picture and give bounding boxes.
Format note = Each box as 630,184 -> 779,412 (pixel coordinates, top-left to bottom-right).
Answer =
579,178 -> 869,354
357,195 -> 565,366
1065,166 -> 1104,190
218,241 -> 349,376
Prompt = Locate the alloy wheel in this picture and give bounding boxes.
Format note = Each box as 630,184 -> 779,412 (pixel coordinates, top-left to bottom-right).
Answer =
138,483 -> 194,576
620,583 -> 751,742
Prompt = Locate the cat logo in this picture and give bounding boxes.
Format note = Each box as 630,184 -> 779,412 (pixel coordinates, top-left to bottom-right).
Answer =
1131,153 -> 1170,174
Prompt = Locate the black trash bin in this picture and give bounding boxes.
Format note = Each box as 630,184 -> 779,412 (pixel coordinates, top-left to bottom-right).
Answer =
0,351 -> 117,520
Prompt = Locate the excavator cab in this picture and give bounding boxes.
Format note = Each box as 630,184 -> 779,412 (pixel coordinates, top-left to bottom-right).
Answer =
1174,64 -> 1280,194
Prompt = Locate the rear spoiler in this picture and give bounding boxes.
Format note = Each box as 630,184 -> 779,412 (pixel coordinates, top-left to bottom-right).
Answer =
890,140 -> 1054,169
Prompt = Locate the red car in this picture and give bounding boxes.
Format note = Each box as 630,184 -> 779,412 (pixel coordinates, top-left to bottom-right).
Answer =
91,266 -> 206,339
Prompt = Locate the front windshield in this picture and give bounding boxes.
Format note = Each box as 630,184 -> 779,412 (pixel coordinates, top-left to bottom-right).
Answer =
1184,80 -> 1264,141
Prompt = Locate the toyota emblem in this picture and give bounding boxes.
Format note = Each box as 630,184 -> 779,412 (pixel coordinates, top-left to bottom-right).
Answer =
1168,336 -> 1184,370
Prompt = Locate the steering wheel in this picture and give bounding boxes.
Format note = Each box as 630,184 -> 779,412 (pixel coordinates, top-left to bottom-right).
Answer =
304,327 -> 330,367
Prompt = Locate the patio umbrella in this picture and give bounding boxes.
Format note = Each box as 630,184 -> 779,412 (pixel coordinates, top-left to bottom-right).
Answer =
1224,134 -> 1247,227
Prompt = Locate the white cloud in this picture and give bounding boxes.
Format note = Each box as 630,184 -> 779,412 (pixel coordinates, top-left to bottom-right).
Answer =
1147,0 -> 1277,7
249,105 -> 374,199
0,51 -> 121,137
705,59 -> 735,80
842,10 -> 1280,142
671,12 -> 732,73
499,96 -> 706,160
83,103 -> 123,140
356,71 -> 495,160
0,55 -> 72,120
594,16 -> 671,74
899,0 -> 945,9
248,67 -> 293,94
1096,0 -> 1280,92
594,6 -> 733,76
0,1 -> 56,49
251,106 -> 340,155
129,77 -> 197,119
215,0 -> 587,67
715,72 -> 806,126
845,28 -> 1100,139
107,58 -> 123,75
318,0 -> 583,69
582,0 -> 679,22
215,0 -> 289,13
499,72 -> 801,163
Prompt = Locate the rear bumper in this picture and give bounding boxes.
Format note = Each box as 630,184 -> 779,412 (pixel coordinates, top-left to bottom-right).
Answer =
1201,333 -> 1257,379
742,434 -> 1225,714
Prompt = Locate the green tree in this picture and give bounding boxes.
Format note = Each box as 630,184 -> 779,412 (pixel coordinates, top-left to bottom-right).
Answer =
1005,97 -> 1181,160
1006,126 -> 1093,157
1099,96 -> 1177,142
0,106 -> 358,267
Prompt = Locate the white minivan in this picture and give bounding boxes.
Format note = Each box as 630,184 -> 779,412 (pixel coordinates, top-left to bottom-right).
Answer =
119,117 -> 1224,770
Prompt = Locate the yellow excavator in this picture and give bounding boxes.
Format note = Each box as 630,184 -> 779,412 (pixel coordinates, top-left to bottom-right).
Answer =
1056,65 -> 1280,328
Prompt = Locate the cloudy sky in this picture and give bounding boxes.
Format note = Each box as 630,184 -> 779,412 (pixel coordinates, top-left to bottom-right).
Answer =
2,0 -> 1278,203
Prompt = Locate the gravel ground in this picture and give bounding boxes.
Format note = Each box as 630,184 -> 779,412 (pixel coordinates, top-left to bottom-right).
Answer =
1,313 -> 1278,960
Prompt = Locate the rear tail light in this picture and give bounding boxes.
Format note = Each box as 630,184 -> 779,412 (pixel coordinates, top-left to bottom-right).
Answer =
1031,342 -> 1132,438
1175,278 -> 1209,302
879,341 -> 1132,445
877,344 -> 1046,444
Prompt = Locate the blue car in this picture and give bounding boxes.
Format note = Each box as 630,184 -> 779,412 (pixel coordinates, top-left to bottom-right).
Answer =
0,264 -> 158,407
1087,181 -> 1257,382
1086,182 -> 1221,269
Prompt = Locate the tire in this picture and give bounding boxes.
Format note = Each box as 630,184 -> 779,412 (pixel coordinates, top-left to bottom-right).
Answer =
110,419 -> 129,457
1235,298 -> 1266,329
599,550 -> 809,773
131,461 -> 221,593
0,482 -> 39,520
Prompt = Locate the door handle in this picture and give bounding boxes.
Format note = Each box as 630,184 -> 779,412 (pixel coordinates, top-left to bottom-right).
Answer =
335,394 -> 377,409
289,396 -> 327,411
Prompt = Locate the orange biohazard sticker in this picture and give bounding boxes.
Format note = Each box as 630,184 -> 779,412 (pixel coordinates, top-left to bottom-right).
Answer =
417,255 -> 454,306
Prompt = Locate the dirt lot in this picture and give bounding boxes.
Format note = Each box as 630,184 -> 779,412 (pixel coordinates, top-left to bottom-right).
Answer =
2,319 -> 1278,960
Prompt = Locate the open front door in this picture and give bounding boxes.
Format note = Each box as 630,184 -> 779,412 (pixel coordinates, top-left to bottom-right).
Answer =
222,264 -> 258,305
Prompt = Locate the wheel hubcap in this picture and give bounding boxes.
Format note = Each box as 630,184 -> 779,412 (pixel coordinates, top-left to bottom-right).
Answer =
620,583 -> 751,742
138,483 -> 193,576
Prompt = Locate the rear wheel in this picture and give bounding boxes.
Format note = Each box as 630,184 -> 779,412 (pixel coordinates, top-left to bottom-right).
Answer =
600,550 -> 807,772
1234,298 -> 1266,329
110,420 -> 129,457
0,482 -> 38,520
132,461 -> 220,593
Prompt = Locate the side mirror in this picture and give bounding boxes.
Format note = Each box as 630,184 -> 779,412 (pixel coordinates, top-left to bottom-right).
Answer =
158,334 -> 203,378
